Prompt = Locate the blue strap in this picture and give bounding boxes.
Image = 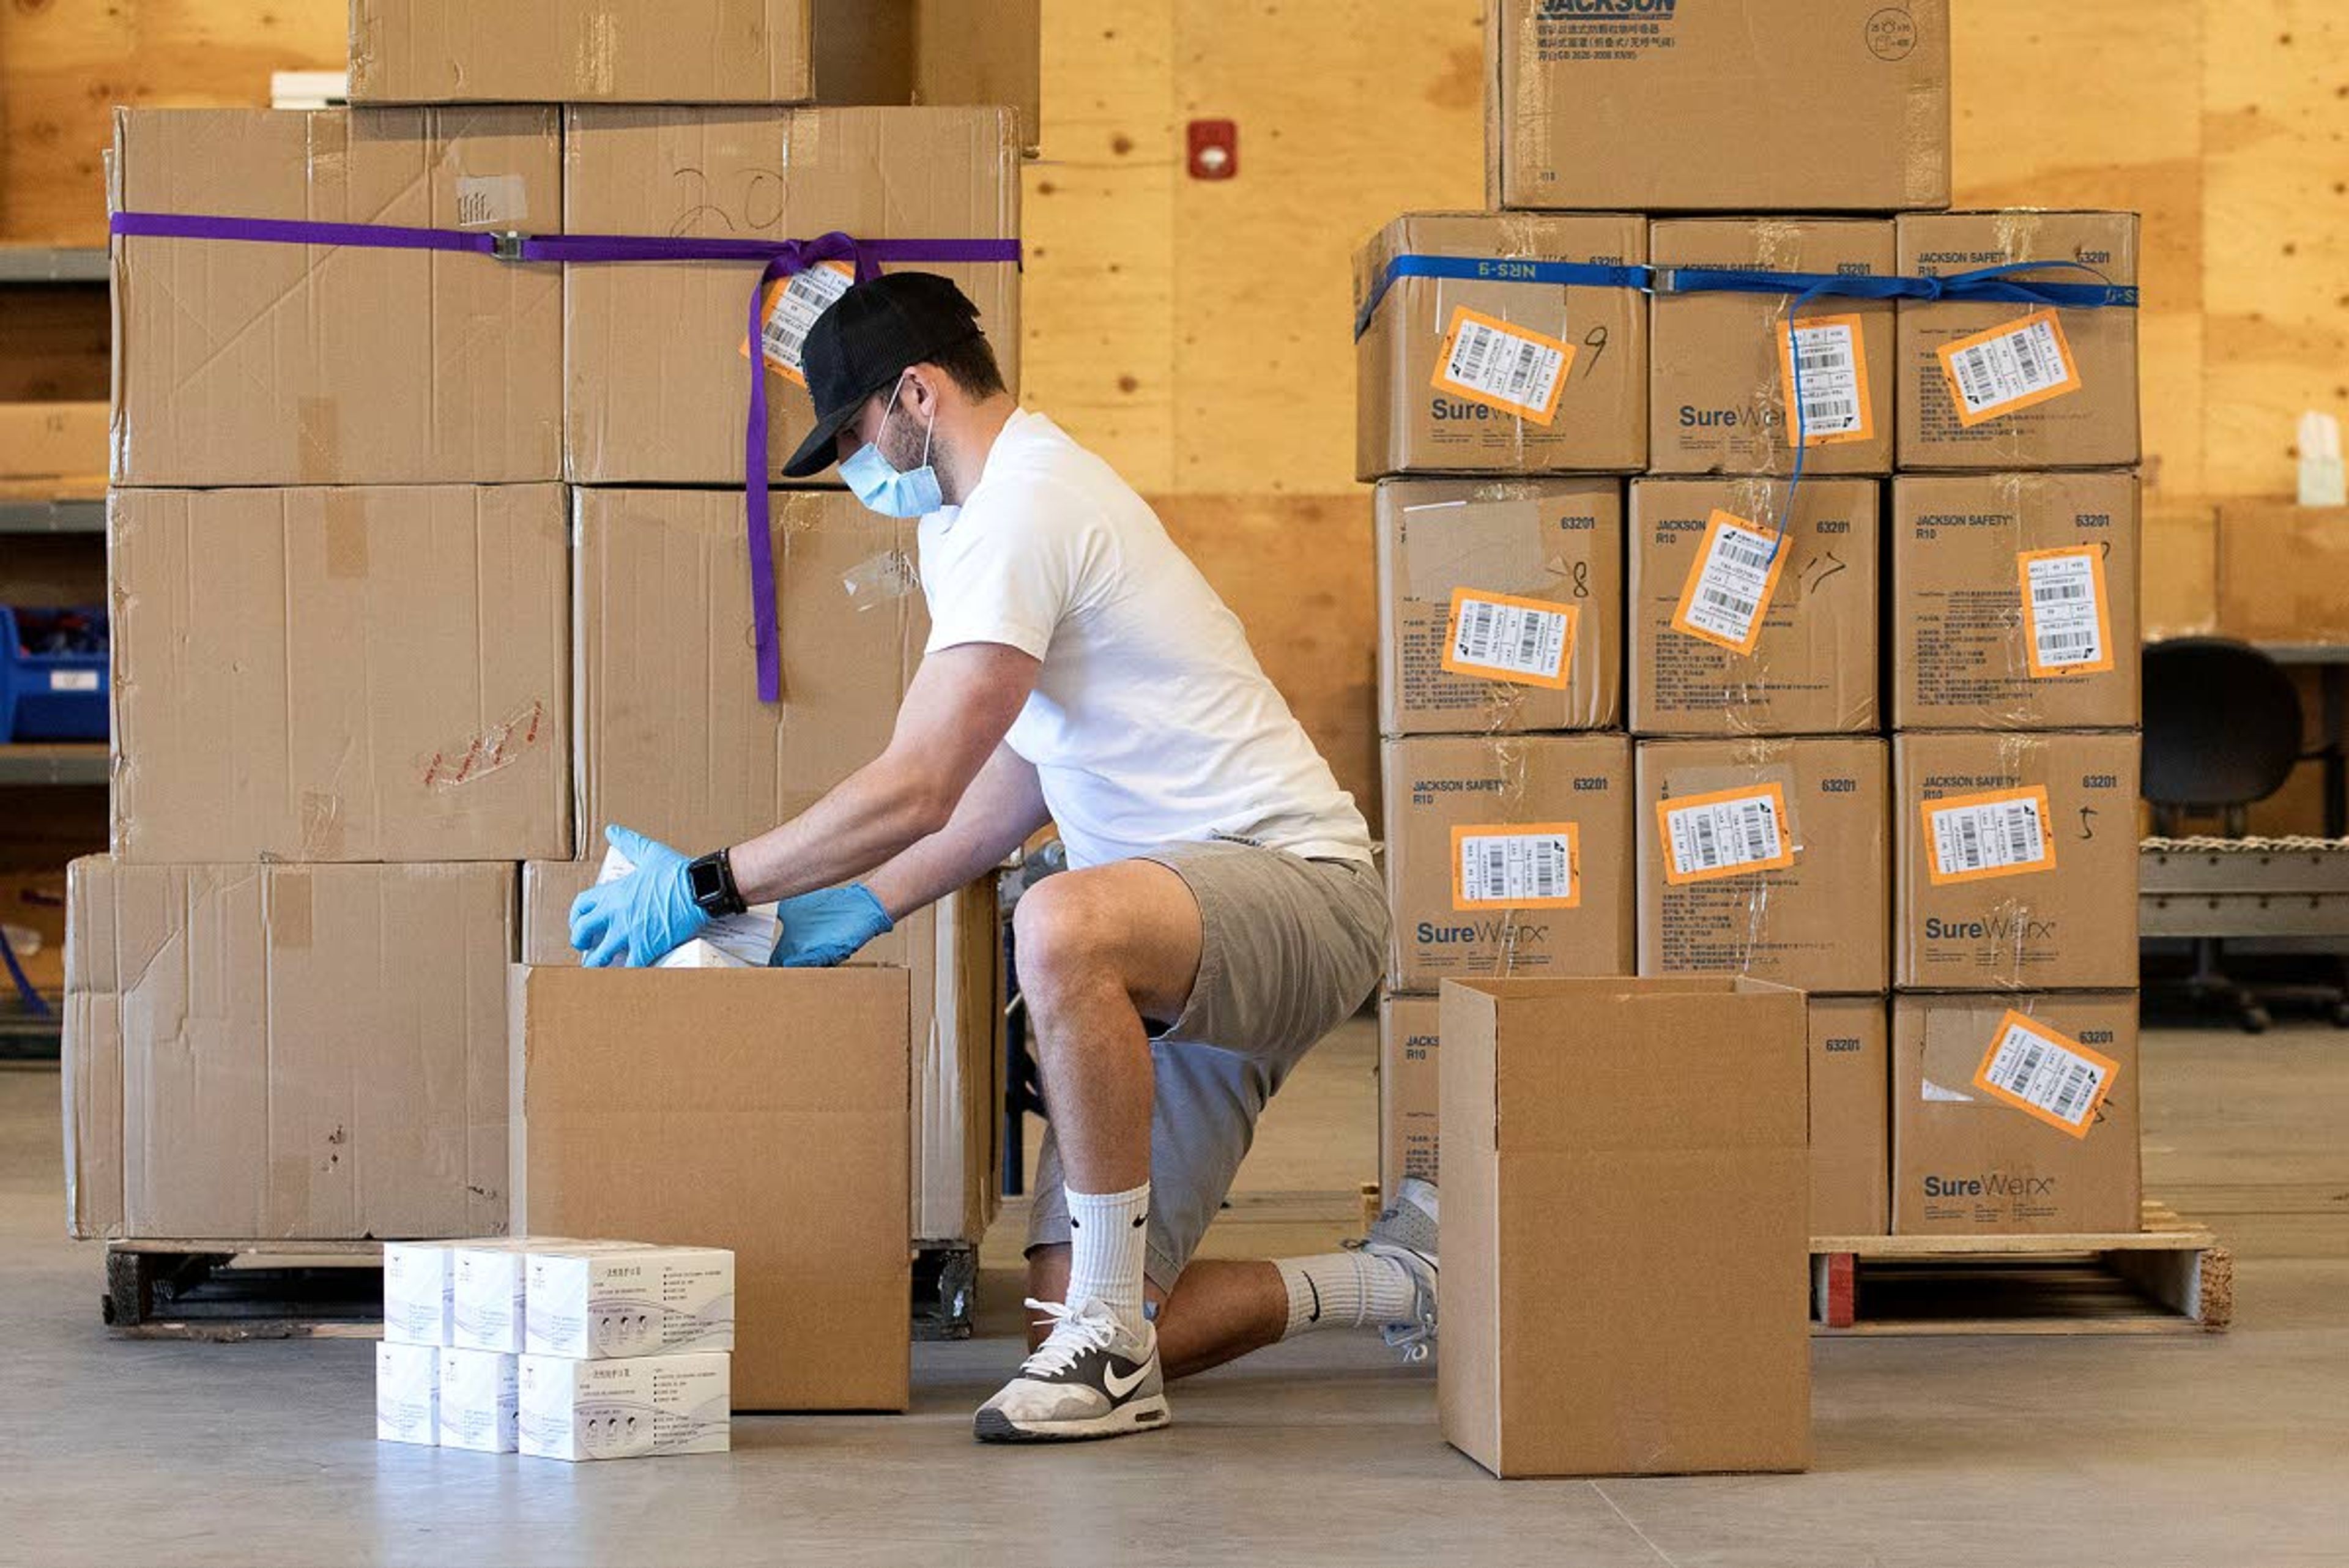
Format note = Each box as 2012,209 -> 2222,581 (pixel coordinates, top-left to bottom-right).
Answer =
1663,259 -> 2136,310
1352,253 -> 1654,340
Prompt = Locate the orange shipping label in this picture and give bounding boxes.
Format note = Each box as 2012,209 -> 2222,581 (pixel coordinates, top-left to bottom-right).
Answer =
1669,510 -> 1788,655
1922,786 -> 2056,885
1972,1010 -> 2120,1138
1658,782 -> 1797,886
1429,306 -> 1575,425
1935,307 -> 2082,427
741,260 -> 857,386
1778,313 -> 1874,447
2017,546 -> 2115,677
1440,589 -> 1577,689
1451,823 -> 1580,910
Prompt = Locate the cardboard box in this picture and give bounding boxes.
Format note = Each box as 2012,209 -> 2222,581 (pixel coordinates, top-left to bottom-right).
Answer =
518,1351 -> 733,1461
109,108 -> 563,486
1894,731 -> 2140,991
1628,477 -> 1880,736
109,485 -> 571,864
2216,502 -> 2349,642
377,1343 -> 439,1446
2143,499 -> 2218,641
564,107 -> 1022,485
437,1348 -> 519,1453
0,402 -> 106,480
1896,212 -> 2140,470
351,0 -> 813,103
1378,992 -> 1441,1202
521,864 -> 1000,1244
1374,477 -> 1625,735
573,488 -> 919,855
1439,976 -> 1810,1478
64,858 -> 515,1241
1808,997 -> 1889,1238
1891,471 -> 2142,729
1635,737 -> 1888,994
1485,0 -> 1950,213
509,966 -> 910,1411
1354,212 -> 1647,481
527,1246 -> 737,1361
1648,220 -> 1897,477
351,0 -> 1041,152
1891,991 -> 2141,1235
1381,734 -> 1635,994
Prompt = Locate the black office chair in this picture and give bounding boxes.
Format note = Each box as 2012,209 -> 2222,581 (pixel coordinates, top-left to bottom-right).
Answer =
2142,637 -> 2345,1029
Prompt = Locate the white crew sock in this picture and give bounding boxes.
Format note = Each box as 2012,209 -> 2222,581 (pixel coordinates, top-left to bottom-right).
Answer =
1274,1252 -> 1417,1338
1063,1182 -> 1151,1331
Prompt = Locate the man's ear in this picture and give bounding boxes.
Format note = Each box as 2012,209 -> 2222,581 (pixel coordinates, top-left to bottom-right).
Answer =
904,363 -> 946,416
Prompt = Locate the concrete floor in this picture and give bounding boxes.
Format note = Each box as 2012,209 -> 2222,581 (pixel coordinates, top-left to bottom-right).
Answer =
5,1020 -> 2347,1567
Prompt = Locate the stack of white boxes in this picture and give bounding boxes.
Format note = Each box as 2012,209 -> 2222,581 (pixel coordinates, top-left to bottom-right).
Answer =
377,1239 -> 735,1462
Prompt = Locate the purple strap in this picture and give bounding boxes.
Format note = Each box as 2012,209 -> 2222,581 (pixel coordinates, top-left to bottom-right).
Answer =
108,209 -> 1022,704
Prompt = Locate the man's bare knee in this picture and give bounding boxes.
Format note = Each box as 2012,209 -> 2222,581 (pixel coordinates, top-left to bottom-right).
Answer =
1013,864 -> 1200,1023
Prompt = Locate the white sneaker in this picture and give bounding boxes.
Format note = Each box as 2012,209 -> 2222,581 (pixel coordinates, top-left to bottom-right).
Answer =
973,1298 -> 1173,1444
1357,1177 -> 1439,1362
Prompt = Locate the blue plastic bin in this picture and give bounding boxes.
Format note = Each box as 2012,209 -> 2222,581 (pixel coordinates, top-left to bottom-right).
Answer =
0,606 -> 109,743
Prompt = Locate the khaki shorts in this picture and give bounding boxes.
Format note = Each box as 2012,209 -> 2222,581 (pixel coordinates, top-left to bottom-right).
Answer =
1025,839 -> 1390,1289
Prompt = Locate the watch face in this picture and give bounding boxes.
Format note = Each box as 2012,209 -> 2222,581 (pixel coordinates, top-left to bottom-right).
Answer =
688,856 -> 726,905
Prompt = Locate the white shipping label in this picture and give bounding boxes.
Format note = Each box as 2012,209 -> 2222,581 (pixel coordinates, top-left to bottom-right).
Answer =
1457,830 -> 1576,907
1785,318 -> 1865,439
1926,792 -> 2052,882
1662,789 -> 1791,883
1671,513 -> 1784,653
1450,596 -> 1572,683
2022,550 -> 2108,673
756,262 -> 857,383
1976,1017 -> 2112,1134
47,670 -> 100,693
1941,311 -> 2079,423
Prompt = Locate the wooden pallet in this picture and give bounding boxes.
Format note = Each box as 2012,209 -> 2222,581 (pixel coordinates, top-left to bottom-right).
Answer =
1811,1200 -> 2232,1336
103,1239 -> 386,1341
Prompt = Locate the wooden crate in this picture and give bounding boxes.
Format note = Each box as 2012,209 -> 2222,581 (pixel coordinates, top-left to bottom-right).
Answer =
1812,1200 -> 2232,1336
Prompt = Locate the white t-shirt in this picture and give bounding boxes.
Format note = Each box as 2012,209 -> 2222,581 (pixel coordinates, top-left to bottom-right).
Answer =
916,410 -> 1373,870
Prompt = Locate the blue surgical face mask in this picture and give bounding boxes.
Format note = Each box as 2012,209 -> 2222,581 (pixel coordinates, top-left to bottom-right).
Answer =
839,377 -> 943,518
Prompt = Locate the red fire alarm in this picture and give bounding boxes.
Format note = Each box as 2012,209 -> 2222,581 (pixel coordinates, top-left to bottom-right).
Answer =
1187,119 -> 1238,180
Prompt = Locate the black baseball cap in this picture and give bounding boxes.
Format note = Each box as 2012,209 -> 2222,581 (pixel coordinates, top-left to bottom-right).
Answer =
779,272 -> 986,478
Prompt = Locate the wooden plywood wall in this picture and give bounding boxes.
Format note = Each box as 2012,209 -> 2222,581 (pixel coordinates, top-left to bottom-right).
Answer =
0,2 -> 347,245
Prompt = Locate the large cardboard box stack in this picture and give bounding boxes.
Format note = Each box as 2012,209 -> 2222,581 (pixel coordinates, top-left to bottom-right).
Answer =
1474,0 -> 2145,1258
70,10 -> 1031,1359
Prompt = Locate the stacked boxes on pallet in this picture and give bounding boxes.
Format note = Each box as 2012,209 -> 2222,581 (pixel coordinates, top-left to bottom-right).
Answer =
65,0 -> 1032,1411
1368,0 -> 2141,1476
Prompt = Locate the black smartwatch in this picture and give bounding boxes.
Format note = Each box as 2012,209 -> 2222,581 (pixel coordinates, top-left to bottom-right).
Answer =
685,849 -> 747,918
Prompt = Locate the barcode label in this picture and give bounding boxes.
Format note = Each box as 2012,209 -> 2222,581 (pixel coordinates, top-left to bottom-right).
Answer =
1452,823 -> 1581,910
1778,314 -> 1872,445
1658,784 -> 1796,885
2018,547 -> 2114,677
1430,306 -> 1575,425
1669,510 -> 1787,655
1972,1011 -> 2120,1138
1923,787 -> 2056,885
1936,308 -> 2083,426
747,261 -> 857,386
48,670 -> 100,693
1441,590 -> 1577,688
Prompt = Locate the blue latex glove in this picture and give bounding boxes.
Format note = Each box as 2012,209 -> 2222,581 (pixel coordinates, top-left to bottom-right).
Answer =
768,884 -> 894,968
569,825 -> 709,968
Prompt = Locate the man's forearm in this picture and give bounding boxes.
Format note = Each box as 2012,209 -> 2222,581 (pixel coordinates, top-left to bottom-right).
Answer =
727,752 -> 951,906
865,773 -> 1048,918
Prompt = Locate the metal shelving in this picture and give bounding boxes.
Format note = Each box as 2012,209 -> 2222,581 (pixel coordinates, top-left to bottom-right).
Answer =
0,744 -> 107,787
0,247 -> 107,284
0,498 -> 103,535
